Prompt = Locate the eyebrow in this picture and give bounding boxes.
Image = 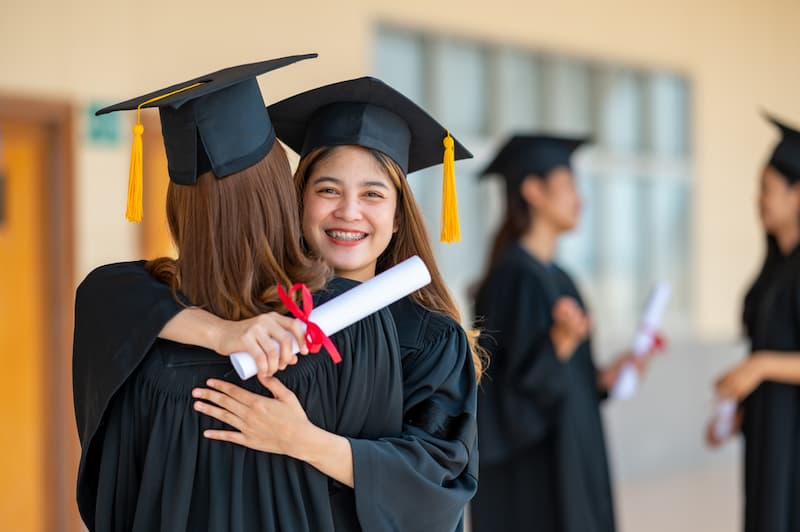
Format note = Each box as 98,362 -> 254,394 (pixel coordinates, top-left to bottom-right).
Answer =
310,176 -> 391,190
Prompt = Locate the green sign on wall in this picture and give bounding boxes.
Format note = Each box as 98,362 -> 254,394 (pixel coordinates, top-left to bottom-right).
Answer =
87,102 -> 121,145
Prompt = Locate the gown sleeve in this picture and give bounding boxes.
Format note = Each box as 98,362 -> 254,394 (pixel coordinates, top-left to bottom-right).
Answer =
347,316 -> 478,532
73,261 -> 185,447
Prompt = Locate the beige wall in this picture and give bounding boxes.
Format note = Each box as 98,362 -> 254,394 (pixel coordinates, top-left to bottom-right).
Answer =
2,0 -> 799,339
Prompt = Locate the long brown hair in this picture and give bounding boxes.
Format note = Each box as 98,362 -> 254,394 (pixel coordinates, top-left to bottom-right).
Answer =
147,142 -> 330,320
295,145 -> 485,382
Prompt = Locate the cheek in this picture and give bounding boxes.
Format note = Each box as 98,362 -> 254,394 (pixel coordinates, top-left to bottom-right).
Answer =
552,188 -> 577,215
372,200 -> 399,236
301,197 -> 327,237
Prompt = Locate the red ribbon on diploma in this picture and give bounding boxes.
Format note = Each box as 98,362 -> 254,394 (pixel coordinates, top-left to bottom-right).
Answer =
652,333 -> 667,352
278,283 -> 342,364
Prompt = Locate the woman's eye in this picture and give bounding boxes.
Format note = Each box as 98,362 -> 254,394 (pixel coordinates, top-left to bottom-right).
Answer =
365,190 -> 384,199
317,187 -> 338,195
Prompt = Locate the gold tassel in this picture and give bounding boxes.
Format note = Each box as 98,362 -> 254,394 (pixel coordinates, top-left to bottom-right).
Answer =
440,131 -> 460,243
122,81 -> 205,222
126,121 -> 144,222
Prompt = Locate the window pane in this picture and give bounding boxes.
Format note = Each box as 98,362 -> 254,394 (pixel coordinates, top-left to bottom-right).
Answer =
430,39 -> 489,136
493,50 -> 541,131
374,28 -> 426,105
593,68 -> 644,154
647,73 -> 691,156
541,56 -> 592,134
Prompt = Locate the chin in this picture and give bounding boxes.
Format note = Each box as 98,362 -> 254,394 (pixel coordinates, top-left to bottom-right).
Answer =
327,255 -> 363,273
760,217 -> 776,233
560,218 -> 579,232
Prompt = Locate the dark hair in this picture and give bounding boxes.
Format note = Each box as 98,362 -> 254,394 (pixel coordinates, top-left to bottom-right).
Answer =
475,168 -> 561,299
743,163 -> 800,333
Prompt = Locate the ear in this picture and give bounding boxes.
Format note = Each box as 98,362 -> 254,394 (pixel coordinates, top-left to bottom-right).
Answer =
519,175 -> 546,209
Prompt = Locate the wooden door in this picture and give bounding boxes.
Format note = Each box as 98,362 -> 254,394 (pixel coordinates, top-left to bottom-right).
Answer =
0,119 -> 49,532
0,97 -> 77,532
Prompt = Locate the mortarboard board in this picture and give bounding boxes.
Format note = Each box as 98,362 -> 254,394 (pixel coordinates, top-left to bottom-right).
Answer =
267,76 -> 473,243
481,134 -> 588,185
96,54 -> 317,221
765,112 -> 800,184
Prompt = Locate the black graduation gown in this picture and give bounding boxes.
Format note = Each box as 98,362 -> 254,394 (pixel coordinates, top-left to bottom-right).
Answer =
741,245 -> 800,532
346,297 -> 478,532
470,243 -> 615,532
73,262 -> 404,532
73,260 -> 479,532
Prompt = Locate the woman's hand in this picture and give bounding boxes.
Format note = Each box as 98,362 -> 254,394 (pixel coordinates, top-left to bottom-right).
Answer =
550,297 -> 591,361
193,377 -> 311,456
706,405 -> 743,448
596,352 -> 637,391
716,356 -> 767,400
193,377 -> 356,487
597,344 -> 658,391
211,312 -> 309,381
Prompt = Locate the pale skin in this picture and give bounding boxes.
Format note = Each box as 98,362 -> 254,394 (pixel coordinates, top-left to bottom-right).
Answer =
169,146 -> 400,488
519,167 -> 654,390
707,165 -> 800,447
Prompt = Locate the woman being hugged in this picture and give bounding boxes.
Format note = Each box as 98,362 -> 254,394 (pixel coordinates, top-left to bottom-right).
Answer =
73,58 -> 403,532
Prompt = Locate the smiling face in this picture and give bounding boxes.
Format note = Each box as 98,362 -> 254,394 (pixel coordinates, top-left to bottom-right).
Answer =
300,145 -> 399,281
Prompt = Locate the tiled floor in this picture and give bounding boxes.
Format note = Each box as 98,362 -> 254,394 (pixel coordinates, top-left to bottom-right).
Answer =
618,462 -> 740,532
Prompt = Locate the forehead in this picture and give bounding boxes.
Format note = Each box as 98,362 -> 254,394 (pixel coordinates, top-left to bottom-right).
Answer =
544,165 -> 575,184
310,146 -> 392,183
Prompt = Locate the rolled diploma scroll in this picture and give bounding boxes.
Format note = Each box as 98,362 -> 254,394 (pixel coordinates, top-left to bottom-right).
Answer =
230,255 -> 432,380
611,281 -> 672,400
712,399 -> 738,441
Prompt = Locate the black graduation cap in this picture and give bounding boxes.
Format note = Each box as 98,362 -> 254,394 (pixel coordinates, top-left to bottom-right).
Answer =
267,76 -> 472,173
95,54 -> 317,221
267,76 -> 472,242
481,134 -> 588,184
765,112 -> 800,183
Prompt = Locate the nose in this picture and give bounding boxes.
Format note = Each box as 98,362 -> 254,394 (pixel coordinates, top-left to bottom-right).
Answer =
333,193 -> 363,222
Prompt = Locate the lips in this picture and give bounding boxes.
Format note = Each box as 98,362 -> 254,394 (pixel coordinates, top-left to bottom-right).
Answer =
325,229 -> 368,242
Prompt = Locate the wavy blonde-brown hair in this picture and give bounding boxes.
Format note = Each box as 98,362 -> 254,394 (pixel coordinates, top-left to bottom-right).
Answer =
147,142 -> 330,320
294,145 -> 485,382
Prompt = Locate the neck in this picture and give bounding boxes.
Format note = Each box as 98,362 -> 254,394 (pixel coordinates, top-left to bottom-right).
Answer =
774,224 -> 800,255
334,264 -> 376,283
520,220 -> 559,263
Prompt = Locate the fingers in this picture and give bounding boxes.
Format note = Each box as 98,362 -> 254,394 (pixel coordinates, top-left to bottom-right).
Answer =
255,334 -> 280,378
260,376 -> 295,403
552,297 -> 589,340
272,328 -> 297,372
718,383 -> 737,399
715,375 -> 739,399
205,379 -> 258,405
203,429 -> 248,446
193,399 -> 244,430
633,355 -> 649,374
705,422 -> 722,448
242,336 -> 270,378
192,386 -> 247,419
272,314 -> 308,355
250,314 -> 303,376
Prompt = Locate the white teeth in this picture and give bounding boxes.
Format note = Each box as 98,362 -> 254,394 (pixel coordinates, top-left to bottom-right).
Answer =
326,230 -> 367,241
